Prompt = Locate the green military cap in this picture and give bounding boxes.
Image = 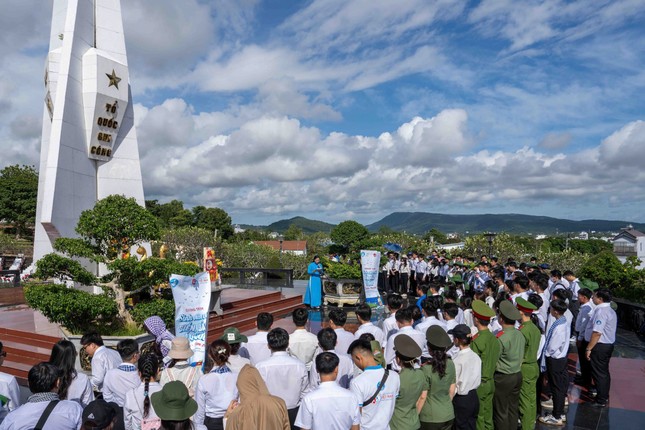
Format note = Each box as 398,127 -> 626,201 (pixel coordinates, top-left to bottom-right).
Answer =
221,327 -> 248,344
394,334 -> 422,359
426,325 -> 453,349
515,297 -> 537,314
472,299 -> 495,321
499,300 -> 521,321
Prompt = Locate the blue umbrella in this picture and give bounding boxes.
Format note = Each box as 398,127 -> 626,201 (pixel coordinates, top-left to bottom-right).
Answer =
383,242 -> 403,253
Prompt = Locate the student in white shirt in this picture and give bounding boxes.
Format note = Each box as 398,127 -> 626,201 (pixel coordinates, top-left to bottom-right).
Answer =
219,327 -> 251,373
353,304 -> 386,347
239,312 -> 273,365
442,303 -> 460,358
255,327 -> 308,429
194,340 -> 240,430
585,288 -> 617,408
102,339 -> 142,407
124,353 -> 162,430
80,332 -> 122,391
538,299 -> 570,426
574,288 -> 595,389
385,307 -> 427,370
328,308 -> 355,357
48,340 -> 94,408
288,308 -> 319,371
0,362 -> 82,430
309,329 -> 354,389
0,342 -> 20,424
348,339 -> 400,430
416,296 -> 447,338
449,324 -> 481,430
382,294 -> 404,341
159,336 -> 202,397
296,352 -> 360,430
82,398 -> 121,430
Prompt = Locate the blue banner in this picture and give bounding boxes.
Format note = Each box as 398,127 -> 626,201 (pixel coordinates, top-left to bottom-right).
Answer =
170,272 -> 211,365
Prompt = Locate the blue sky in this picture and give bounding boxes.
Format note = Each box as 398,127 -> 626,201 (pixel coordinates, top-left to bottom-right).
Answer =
1,0 -> 645,226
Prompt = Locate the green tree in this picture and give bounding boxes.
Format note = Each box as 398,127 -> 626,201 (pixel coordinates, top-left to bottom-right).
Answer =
0,165 -> 38,238
330,220 -> 369,253
161,226 -> 215,264
33,195 -> 191,327
578,250 -> 626,290
284,224 -> 305,241
146,199 -> 192,228
191,206 -> 234,239
423,228 -> 448,245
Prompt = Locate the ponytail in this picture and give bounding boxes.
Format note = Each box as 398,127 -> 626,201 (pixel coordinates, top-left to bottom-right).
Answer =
138,353 -> 159,418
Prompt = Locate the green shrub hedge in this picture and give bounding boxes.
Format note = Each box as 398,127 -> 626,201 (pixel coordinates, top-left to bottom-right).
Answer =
24,283 -> 118,334
130,299 -> 176,330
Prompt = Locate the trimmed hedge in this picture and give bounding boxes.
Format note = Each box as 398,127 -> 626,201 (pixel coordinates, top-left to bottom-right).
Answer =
131,299 -> 176,330
24,283 -> 118,334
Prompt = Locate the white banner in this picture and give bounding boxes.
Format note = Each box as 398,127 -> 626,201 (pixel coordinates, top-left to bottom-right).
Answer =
170,272 -> 211,365
361,250 -> 382,307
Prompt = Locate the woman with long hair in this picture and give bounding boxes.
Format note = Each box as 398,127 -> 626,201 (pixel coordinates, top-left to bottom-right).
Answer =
419,326 -> 456,430
49,339 -> 94,408
193,340 -> 239,430
124,353 -> 162,430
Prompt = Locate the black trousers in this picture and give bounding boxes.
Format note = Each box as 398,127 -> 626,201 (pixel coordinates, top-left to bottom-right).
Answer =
388,273 -> 399,293
399,273 -> 409,294
546,356 -> 568,417
288,406 -> 299,430
590,343 -> 614,403
576,340 -> 593,386
493,371 -> 522,430
453,389 -> 479,430
420,420 -> 453,430
410,270 -> 417,294
204,416 -> 224,430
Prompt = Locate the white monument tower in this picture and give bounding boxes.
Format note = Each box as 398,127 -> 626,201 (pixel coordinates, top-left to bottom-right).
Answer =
33,0 -> 145,268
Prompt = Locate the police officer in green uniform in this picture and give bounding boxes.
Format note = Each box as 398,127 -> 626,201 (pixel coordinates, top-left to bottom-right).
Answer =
470,300 -> 500,430
493,300 -> 525,430
516,297 -> 541,430
390,334 -> 425,430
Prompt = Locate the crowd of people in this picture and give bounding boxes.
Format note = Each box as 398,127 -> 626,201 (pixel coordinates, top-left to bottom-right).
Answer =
0,255 -> 619,430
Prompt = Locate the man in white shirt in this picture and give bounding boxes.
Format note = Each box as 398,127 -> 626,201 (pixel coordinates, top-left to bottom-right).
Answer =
382,294 -> 404,341
80,332 -> 122,391
511,274 -> 531,304
102,339 -> 141,407
538,300 -> 570,426
574,288 -> 595,389
0,342 -> 20,425
416,296 -> 447,341
309,329 -> 354,389
289,308 -> 319,371
528,272 -> 550,330
353,304 -> 386,347
449,324 -> 481,430
348,339 -> 400,430
328,308 -> 355,357
384,307 -> 427,370
295,352 -> 360,430
256,327 -> 308,430
239,312 -> 273,365
0,362 -> 82,430
585,289 -> 617,408
442,303 -> 460,358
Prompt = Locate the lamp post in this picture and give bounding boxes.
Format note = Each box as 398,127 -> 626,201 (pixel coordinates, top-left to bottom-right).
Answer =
484,232 -> 496,259
279,236 -> 284,266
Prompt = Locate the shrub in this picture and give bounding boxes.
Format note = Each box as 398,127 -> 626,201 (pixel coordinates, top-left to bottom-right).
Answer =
325,262 -> 362,279
130,299 -> 176,330
24,283 -> 118,334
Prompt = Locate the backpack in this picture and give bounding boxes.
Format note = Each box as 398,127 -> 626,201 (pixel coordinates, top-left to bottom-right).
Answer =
141,417 -> 162,430
163,366 -> 198,398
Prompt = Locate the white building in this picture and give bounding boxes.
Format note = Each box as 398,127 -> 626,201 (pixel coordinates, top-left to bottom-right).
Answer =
612,228 -> 645,269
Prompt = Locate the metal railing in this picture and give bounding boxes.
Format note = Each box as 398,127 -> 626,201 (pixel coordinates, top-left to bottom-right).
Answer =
219,268 -> 294,289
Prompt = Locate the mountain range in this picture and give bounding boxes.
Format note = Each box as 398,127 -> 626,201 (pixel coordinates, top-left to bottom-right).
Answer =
240,212 -> 645,236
